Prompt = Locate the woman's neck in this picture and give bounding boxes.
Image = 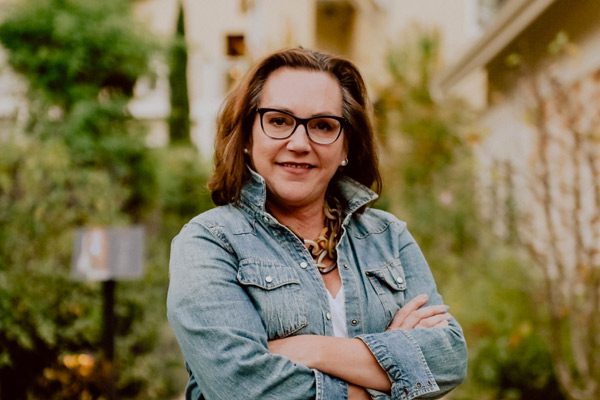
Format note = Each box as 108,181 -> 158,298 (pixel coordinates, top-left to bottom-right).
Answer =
267,199 -> 325,240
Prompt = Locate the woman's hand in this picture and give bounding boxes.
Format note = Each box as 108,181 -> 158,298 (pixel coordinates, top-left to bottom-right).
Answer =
387,294 -> 450,331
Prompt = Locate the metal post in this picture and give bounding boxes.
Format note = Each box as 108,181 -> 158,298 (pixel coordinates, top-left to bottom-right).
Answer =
102,279 -> 117,400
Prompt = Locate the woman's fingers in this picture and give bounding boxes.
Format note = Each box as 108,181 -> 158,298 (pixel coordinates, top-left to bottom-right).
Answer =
387,294 -> 450,330
415,312 -> 451,328
387,294 -> 428,330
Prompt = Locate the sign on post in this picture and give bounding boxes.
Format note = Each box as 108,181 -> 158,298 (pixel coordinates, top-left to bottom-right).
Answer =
71,225 -> 145,281
71,225 -> 145,400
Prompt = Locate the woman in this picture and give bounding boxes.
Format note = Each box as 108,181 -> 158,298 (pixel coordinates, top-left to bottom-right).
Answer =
167,48 -> 467,400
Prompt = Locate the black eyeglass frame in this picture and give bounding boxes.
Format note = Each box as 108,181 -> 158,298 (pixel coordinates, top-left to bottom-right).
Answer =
256,107 -> 346,145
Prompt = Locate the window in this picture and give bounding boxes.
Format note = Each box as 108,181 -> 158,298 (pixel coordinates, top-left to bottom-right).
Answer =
226,34 -> 246,57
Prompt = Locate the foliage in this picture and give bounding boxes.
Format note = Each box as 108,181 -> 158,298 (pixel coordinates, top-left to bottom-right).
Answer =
0,0 -> 153,110
443,245 -> 564,400
0,139 -> 124,397
375,27 -> 564,399
0,0 -> 160,221
375,28 -> 478,255
0,0 -> 208,398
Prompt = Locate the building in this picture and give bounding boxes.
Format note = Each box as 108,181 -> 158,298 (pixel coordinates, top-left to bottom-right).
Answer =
435,0 -> 600,238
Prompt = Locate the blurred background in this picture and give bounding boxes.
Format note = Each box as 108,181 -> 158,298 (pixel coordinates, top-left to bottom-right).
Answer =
0,0 -> 598,399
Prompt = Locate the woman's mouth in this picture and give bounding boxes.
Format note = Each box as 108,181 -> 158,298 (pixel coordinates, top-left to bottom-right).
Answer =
277,162 -> 315,169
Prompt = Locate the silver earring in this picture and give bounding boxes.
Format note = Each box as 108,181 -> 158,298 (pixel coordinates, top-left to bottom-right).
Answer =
243,148 -> 249,154
340,158 -> 348,166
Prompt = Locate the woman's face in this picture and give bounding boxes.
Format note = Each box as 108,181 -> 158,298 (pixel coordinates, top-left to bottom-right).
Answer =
249,67 -> 347,210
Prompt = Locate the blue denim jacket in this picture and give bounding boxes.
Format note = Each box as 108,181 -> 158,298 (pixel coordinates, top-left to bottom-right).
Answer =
167,171 -> 467,400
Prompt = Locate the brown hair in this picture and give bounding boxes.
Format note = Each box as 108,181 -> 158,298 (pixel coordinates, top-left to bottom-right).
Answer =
208,47 -> 382,205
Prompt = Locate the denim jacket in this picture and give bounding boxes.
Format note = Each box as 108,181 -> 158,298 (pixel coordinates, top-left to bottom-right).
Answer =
167,171 -> 467,400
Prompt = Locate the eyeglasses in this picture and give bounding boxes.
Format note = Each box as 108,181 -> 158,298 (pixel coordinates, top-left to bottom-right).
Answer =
257,108 -> 346,145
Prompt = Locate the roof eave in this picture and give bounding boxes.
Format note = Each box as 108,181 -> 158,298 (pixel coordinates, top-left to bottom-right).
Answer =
432,0 -> 557,97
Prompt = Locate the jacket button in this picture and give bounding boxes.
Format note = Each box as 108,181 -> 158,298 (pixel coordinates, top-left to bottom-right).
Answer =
343,264 -> 349,269
396,276 -> 403,283
299,261 -> 308,269
265,276 -> 273,283
326,312 -> 331,320
351,319 -> 359,326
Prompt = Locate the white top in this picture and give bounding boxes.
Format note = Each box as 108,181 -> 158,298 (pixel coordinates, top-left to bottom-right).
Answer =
326,285 -> 348,337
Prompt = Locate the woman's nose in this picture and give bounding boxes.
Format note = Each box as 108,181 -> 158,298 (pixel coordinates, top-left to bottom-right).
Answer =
286,123 -> 311,151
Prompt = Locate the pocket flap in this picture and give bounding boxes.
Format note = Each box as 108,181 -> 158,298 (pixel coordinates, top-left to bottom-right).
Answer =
365,260 -> 406,291
237,260 -> 300,290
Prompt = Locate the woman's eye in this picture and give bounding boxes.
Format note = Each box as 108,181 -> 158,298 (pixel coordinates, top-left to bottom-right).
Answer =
270,118 -> 287,126
266,114 -> 293,128
311,119 -> 336,132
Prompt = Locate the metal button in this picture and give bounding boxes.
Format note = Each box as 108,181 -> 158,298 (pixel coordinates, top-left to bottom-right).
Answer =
265,275 -> 273,283
343,264 -> 349,269
299,261 -> 308,269
262,216 -> 269,223
416,382 -> 422,389
351,319 -> 359,326
326,312 -> 331,320
396,276 -> 403,283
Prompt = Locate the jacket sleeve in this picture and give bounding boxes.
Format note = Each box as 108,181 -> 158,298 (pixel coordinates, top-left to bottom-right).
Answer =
167,220 -> 348,400
357,227 -> 467,400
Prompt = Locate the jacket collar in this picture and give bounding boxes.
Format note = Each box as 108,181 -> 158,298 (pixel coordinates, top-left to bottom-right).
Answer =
239,167 -> 378,219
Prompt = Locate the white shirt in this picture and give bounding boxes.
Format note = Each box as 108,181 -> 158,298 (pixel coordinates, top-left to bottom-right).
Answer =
326,285 -> 348,337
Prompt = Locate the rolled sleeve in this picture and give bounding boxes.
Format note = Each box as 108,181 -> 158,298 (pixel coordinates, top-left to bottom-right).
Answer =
358,331 -> 438,400
357,320 -> 467,400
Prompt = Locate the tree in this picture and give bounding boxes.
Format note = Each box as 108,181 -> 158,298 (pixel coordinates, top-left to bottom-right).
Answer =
168,2 -> 191,144
0,0 -> 158,220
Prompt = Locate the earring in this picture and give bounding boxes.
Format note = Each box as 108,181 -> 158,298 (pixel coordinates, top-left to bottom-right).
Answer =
243,148 -> 249,154
340,158 -> 348,166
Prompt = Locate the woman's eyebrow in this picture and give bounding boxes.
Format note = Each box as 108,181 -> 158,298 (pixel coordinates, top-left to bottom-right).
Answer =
260,106 -> 341,117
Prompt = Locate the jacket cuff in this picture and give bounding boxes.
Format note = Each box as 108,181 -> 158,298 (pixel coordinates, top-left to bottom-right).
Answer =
314,369 -> 348,400
357,332 -> 439,400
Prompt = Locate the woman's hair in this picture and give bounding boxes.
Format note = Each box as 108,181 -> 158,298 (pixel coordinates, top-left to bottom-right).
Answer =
208,47 -> 382,205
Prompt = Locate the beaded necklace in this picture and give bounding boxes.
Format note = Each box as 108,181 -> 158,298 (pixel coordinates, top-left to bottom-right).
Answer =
302,200 -> 342,274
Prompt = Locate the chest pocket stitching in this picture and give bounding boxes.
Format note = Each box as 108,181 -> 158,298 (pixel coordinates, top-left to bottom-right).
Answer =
237,261 -> 301,289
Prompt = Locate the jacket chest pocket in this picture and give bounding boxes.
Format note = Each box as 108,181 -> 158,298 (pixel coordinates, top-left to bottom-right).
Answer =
365,259 -> 407,321
237,259 -> 308,339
